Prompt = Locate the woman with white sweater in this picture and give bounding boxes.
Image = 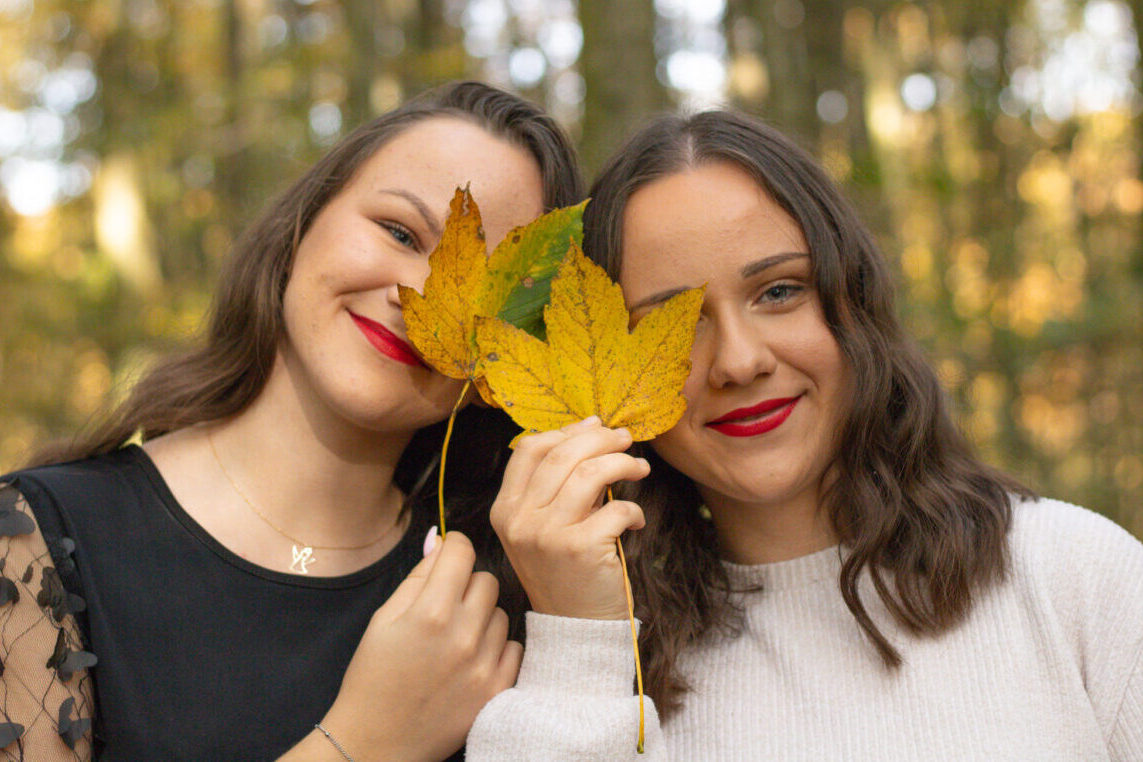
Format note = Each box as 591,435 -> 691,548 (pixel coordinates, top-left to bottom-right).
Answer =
466,110 -> 1143,760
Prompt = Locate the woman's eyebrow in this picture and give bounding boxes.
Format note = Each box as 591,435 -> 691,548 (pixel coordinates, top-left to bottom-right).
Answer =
627,252 -> 811,313
739,252 -> 810,279
377,188 -> 442,238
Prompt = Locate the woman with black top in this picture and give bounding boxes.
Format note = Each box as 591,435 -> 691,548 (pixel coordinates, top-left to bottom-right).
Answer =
0,81 -> 582,760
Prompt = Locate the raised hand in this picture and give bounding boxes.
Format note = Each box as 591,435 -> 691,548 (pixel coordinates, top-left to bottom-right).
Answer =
285,531 -> 521,762
490,417 -> 650,621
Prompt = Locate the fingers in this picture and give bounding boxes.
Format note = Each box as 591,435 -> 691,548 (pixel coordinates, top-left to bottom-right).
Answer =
498,428 -> 573,498
577,498 -> 646,542
497,416 -> 602,504
375,532 -> 442,621
478,606 -> 510,666
523,426 -> 635,509
410,535 -> 511,661
495,638 -> 524,690
496,421 -> 639,532
545,453 -> 650,525
432,573 -> 506,685
419,530 -> 478,606
461,570 -> 502,631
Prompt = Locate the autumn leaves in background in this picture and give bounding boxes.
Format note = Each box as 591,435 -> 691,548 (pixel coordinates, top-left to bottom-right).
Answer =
399,188 -> 704,753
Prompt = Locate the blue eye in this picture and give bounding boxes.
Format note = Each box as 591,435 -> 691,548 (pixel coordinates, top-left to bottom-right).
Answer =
379,221 -> 418,250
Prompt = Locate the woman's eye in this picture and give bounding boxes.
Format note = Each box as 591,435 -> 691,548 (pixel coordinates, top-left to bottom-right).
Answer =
757,283 -> 802,304
379,221 -> 418,250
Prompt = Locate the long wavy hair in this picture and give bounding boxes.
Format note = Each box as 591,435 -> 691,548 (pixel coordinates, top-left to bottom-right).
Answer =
583,111 -> 1031,717
29,82 -> 584,588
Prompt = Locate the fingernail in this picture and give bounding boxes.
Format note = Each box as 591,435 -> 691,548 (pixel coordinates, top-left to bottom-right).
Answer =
423,526 -> 439,557
579,415 -> 601,426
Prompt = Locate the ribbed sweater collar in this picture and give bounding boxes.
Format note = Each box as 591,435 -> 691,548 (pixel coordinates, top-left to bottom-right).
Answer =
722,543 -> 843,591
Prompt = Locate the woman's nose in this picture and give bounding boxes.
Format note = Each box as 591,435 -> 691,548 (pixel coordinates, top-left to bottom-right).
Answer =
707,317 -> 777,389
387,257 -> 432,307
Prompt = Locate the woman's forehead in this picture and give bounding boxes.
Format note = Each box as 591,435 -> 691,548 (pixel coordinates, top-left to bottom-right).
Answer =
619,163 -> 808,289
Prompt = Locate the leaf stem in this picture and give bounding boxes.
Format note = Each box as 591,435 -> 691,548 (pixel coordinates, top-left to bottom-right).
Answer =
609,485 -> 645,753
438,379 -> 471,538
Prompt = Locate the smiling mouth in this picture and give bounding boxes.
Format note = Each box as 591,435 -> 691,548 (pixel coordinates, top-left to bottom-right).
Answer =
348,311 -> 425,367
705,396 -> 800,437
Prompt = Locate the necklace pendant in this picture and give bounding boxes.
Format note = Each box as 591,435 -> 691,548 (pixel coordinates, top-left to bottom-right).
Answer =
291,544 -> 315,574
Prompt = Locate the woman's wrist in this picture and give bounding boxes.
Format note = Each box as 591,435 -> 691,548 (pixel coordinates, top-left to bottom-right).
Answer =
314,722 -> 355,761
309,707 -> 432,762
277,726 -> 356,761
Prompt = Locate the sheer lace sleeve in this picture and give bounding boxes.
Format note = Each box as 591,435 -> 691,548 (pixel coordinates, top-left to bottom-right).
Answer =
0,482 -> 94,760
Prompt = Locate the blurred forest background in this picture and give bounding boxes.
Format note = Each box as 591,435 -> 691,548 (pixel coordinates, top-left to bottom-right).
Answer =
1,0 -> 1141,537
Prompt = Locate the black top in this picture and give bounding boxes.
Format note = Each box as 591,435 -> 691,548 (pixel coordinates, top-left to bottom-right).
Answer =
5,446 -> 436,761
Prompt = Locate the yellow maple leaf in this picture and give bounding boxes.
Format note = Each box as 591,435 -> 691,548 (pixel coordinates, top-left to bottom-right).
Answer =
398,187 -> 488,382
475,241 -> 704,441
399,187 -> 586,403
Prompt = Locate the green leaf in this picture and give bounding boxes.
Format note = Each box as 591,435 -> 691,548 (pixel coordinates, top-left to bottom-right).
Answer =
487,200 -> 587,341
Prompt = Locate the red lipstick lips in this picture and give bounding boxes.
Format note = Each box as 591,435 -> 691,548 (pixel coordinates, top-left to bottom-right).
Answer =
349,311 -> 425,367
706,396 -> 800,437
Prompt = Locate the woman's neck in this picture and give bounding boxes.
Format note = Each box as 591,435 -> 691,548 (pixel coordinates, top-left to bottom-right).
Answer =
210,355 -> 413,545
702,486 -> 837,565
143,355 -> 421,576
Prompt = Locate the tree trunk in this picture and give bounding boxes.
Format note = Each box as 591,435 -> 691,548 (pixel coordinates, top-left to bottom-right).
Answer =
578,0 -> 671,174
344,1 -> 380,122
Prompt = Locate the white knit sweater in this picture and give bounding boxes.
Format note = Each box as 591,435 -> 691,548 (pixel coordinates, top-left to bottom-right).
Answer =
467,498 -> 1143,760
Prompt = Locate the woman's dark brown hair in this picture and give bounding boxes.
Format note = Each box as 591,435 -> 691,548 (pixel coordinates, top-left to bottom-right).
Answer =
30,82 -> 584,555
583,110 -> 1031,717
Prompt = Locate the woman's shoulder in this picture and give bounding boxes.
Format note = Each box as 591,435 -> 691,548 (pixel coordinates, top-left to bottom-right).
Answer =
4,445 -> 144,482
1007,495 -> 1143,574
1004,498 -> 1143,748
0,478 -> 96,756
3,446 -> 149,513
1005,495 -> 1143,647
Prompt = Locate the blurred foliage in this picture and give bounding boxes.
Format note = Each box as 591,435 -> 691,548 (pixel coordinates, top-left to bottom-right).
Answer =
1,0 -> 1140,538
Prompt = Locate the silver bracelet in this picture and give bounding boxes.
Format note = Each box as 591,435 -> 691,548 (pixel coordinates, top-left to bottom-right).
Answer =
314,722 -> 355,762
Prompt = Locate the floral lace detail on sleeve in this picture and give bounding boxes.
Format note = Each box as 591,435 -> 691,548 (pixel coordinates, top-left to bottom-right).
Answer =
0,482 -> 95,760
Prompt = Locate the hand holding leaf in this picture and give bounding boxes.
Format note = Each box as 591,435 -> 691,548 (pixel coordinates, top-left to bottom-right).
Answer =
476,243 -> 704,753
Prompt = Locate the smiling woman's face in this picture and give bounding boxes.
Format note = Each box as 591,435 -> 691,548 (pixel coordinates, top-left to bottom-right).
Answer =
619,161 -> 850,517
279,116 -> 545,436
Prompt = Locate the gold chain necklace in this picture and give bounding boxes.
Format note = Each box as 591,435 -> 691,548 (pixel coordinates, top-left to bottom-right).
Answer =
206,430 -> 403,574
